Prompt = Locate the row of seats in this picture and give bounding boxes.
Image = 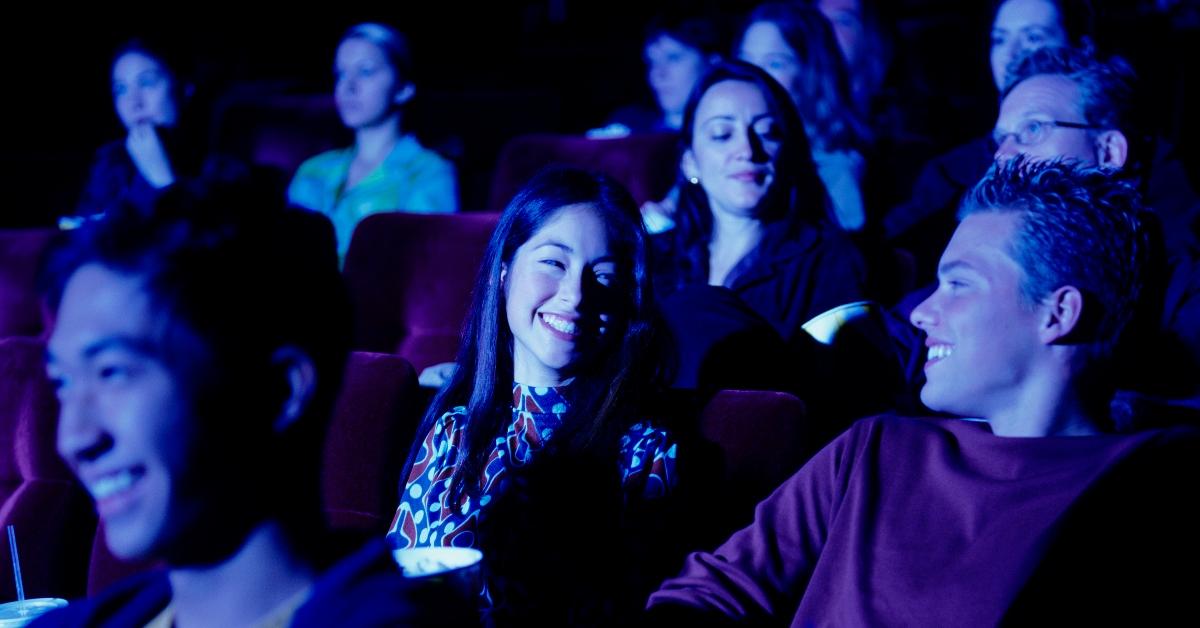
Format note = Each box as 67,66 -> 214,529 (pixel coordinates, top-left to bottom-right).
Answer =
2,124 -> 682,362
212,89 -> 679,210
0,214 -> 491,373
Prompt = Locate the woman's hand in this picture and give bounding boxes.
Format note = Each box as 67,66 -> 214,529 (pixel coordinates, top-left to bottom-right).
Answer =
126,122 -> 175,188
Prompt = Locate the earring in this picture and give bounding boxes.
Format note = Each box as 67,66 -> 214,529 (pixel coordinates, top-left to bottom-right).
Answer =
688,176 -> 700,185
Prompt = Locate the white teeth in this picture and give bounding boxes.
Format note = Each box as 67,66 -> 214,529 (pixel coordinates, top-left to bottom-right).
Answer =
542,314 -> 578,335
927,345 -> 953,361
90,470 -> 136,500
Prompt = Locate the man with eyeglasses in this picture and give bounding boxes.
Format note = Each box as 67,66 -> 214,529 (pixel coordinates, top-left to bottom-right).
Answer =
993,45 -> 1200,256
992,50 -> 1128,168
887,45 -> 1200,278
995,46 -> 1200,406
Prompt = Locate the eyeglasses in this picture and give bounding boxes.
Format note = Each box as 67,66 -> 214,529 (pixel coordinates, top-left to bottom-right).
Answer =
992,119 -> 1102,148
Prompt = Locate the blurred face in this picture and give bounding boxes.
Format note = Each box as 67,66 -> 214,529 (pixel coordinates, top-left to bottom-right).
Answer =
335,37 -> 403,129
738,21 -> 801,105
646,35 -> 710,122
504,205 -> 621,386
48,264 -> 214,561
112,52 -> 178,130
990,0 -> 1067,90
818,0 -> 864,67
910,212 -> 1046,419
994,74 -> 1096,164
683,80 -> 781,219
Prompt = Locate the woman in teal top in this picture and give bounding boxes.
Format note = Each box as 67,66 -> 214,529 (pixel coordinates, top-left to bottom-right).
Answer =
288,23 -> 457,258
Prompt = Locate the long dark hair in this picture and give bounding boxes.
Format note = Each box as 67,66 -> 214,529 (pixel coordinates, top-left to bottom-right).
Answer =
668,60 -> 832,288
403,168 -> 661,502
736,2 -> 872,153
110,38 -> 205,174
110,38 -> 194,119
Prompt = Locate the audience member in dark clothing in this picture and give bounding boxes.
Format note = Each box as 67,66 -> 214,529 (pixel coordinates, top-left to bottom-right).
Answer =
884,0 -> 1097,277
808,0 -> 890,116
645,158 -> 1200,627
652,60 -> 891,429
71,39 -> 243,227
34,188 -> 462,626
652,61 -> 867,348
594,12 -> 725,138
806,0 -> 933,221
735,3 -> 872,232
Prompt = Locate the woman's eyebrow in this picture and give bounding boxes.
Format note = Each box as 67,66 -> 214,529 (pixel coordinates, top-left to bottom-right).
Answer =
532,240 -> 573,253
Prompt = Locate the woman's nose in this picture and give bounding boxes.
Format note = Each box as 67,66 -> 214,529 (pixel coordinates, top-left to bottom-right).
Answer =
557,274 -> 583,309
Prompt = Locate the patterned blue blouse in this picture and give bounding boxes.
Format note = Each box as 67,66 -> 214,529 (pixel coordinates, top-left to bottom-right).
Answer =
388,383 -> 676,549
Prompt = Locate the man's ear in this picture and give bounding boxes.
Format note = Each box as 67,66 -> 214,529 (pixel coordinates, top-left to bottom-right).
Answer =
1094,129 -> 1128,169
394,83 -> 416,105
272,346 -> 316,433
1039,285 -> 1084,344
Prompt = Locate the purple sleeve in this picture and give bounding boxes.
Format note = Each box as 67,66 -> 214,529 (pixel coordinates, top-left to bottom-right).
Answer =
646,423 -> 862,620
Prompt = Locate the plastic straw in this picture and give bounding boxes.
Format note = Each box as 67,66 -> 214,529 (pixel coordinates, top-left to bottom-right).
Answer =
6,525 -> 24,607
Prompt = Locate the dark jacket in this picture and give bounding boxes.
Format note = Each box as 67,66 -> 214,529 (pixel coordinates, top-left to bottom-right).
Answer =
30,539 -> 474,627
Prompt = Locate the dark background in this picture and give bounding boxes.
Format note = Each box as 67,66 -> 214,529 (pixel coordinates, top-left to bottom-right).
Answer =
2,0 -> 1196,226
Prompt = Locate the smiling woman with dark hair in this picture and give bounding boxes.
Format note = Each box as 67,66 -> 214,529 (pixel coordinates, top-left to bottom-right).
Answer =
388,168 -> 676,625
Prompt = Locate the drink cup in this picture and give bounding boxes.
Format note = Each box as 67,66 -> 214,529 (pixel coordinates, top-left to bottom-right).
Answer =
0,598 -> 68,627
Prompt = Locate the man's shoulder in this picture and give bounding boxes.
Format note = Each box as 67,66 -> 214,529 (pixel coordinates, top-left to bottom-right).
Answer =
848,414 -> 969,438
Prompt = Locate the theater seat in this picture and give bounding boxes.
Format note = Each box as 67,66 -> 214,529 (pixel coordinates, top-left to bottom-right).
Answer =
212,89 -> 346,177
323,351 -> 423,532
0,229 -> 57,339
488,132 -> 679,210
668,389 -> 813,552
698,390 -> 812,499
343,212 -> 499,372
0,337 -> 95,601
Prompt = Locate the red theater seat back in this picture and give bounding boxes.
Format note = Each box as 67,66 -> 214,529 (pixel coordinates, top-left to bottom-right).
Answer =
323,351 -> 423,532
488,132 -> 679,210
0,229 -> 57,339
0,337 -> 95,600
343,212 -> 499,372
698,390 -> 811,500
